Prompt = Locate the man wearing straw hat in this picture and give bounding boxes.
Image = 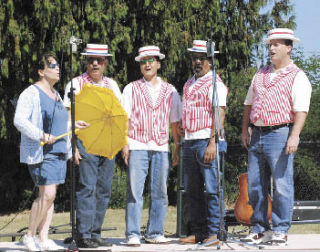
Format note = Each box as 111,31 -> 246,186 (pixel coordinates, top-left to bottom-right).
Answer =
178,40 -> 228,246
63,43 -> 122,248
121,45 -> 181,246
241,28 -> 312,245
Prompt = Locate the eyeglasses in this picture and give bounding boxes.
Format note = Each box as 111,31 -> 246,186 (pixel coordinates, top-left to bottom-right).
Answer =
191,55 -> 208,62
87,57 -> 105,64
48,63 -> 59,69
140,58 -> 156,65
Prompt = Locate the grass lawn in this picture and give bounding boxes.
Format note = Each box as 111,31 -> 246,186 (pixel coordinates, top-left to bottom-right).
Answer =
0,206 -> 319,242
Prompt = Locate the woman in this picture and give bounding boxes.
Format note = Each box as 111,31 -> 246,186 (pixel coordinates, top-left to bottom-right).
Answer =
14,53 -> 88,251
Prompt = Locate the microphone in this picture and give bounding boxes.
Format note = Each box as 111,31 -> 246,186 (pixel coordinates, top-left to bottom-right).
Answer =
206,39 -> 214,57
206,39 -> 220,57
69,35 -> 82,53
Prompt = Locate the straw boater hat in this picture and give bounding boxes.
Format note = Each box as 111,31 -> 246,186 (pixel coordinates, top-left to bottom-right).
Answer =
264,28 -> 300,44
81,44 -> 113,57
135,45 -> 165,62
188,40 -> 219,54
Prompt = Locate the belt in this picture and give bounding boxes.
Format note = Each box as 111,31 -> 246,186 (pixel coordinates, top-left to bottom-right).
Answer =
250,123 -> 293,132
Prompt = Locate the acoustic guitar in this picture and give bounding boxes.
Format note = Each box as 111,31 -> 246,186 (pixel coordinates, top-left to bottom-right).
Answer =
234,173 -> 272,225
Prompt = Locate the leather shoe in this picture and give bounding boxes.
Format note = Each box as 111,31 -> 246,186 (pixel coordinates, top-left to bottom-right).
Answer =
77,238 -> 99,248
178,235 -> 196,244
91,238 -> 112,247
202,235 -> 219,246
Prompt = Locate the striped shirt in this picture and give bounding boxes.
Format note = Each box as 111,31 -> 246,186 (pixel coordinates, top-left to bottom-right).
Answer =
182,71 -> 228,140
122,77 -> 181,151
245,62 -> 312,126
63,72 -> 121,107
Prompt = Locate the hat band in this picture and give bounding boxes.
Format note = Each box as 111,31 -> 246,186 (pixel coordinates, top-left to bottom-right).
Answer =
139,49 -> 160,54
269,31 -> 294,36
86,52 -> 109,56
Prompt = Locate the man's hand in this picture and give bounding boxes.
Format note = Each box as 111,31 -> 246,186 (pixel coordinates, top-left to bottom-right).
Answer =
122,145 -> 130,166
241,127 -> 252,150
204,139 -> 216,163
74,146 -> 82,166
286,135 -> 299,155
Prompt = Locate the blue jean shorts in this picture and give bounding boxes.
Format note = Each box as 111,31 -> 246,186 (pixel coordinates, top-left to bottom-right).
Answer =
28,153 -> 67,186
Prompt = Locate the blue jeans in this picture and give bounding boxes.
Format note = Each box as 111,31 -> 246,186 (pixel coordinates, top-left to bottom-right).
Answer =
76,139 -> 115,239
183,139 -> 224,236
126,150 -> 169,239
248,126 -> 294,234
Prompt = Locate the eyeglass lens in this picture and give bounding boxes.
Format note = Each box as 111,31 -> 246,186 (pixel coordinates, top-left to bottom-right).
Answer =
140,58 -> 155,64
87,57 -> 105,64
48,63 -> 59,69
191,55 -> 207,62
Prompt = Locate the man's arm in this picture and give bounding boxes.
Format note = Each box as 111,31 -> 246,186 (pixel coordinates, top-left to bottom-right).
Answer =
171,121 -> 181,167
204,106 -> 226,163
241,105 -> 252,149
286,111 -> 308,155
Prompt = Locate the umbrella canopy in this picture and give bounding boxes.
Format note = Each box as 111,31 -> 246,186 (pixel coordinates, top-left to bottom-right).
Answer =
75,83 -> 128,159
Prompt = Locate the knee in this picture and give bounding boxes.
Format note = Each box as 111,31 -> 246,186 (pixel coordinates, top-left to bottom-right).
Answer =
42,190 -> 56,203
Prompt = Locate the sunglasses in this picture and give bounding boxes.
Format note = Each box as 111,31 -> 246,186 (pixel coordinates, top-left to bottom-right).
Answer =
48,63 -> 60,69
191,55 -> 208,62
140,58 -> 156,65
87,57 -> 106,64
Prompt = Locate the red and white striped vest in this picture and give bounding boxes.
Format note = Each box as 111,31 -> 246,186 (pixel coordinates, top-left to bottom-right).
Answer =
128,78 -> 175,146
250,63 -> 301,125
76,72 -> 111,89
182,74 -> 224,132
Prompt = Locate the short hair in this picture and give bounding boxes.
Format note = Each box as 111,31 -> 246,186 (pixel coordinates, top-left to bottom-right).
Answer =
284,39 -> 293,47
38,52 -> 58,70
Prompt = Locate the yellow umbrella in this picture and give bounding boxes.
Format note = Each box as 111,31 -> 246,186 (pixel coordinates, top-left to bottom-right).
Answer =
74,83 -> 128,159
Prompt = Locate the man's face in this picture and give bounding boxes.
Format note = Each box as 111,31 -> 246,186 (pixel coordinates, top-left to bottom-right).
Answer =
191,52 -> 211,78
269,39 -> 292,65
139,56 -> 160,80
86,56 -> 108,80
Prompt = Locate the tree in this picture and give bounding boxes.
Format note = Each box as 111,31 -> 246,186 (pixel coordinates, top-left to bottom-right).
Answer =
2,0 -> 313,212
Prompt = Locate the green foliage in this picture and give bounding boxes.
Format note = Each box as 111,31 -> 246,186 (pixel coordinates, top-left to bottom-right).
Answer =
1,0 -> 319,213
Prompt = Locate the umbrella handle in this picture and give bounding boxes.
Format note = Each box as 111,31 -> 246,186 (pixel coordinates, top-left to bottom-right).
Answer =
40,128 -> 80,146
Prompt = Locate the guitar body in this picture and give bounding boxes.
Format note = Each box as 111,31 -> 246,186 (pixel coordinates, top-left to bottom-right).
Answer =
234,173 -> 272,225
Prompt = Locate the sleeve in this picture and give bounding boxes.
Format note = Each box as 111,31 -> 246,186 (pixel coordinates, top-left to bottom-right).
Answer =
63,81 -> 72,108
14,88 -> 43,141
109,79 -> 122,102
292,71 -> 312,112
244,83 -> 254,105
169,89 -> 182,123
63,78 -> 81,108
121,84 -> 133,118
209,81 -> 228,107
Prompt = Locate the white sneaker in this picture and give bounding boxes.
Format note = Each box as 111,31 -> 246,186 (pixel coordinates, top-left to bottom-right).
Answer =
271,232 -> 288,245
23,235 -> 41,251
240,230 -> 272,244
145,235 -> 171,244
38,239 -> 63,251
124,236 -> 141,247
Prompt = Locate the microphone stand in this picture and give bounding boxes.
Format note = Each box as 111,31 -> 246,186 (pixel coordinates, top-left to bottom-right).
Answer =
193,40 -> 263,250
66,33 -> 82,252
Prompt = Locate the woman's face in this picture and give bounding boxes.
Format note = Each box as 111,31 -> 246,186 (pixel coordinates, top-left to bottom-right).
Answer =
41,57 -> 60,83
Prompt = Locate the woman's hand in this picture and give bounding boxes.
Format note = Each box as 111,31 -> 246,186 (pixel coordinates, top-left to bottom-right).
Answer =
75,120 -> 90,129
42,133 -> 56,145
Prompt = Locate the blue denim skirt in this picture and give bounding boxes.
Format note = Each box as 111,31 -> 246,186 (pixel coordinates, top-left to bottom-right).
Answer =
28,153 -> 67,186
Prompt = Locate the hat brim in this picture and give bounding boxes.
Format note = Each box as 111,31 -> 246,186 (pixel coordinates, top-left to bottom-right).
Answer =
135,53 -> 165,62
264,37 -> 300,44
187,48 -> 220,53
81,52 -> 113,57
